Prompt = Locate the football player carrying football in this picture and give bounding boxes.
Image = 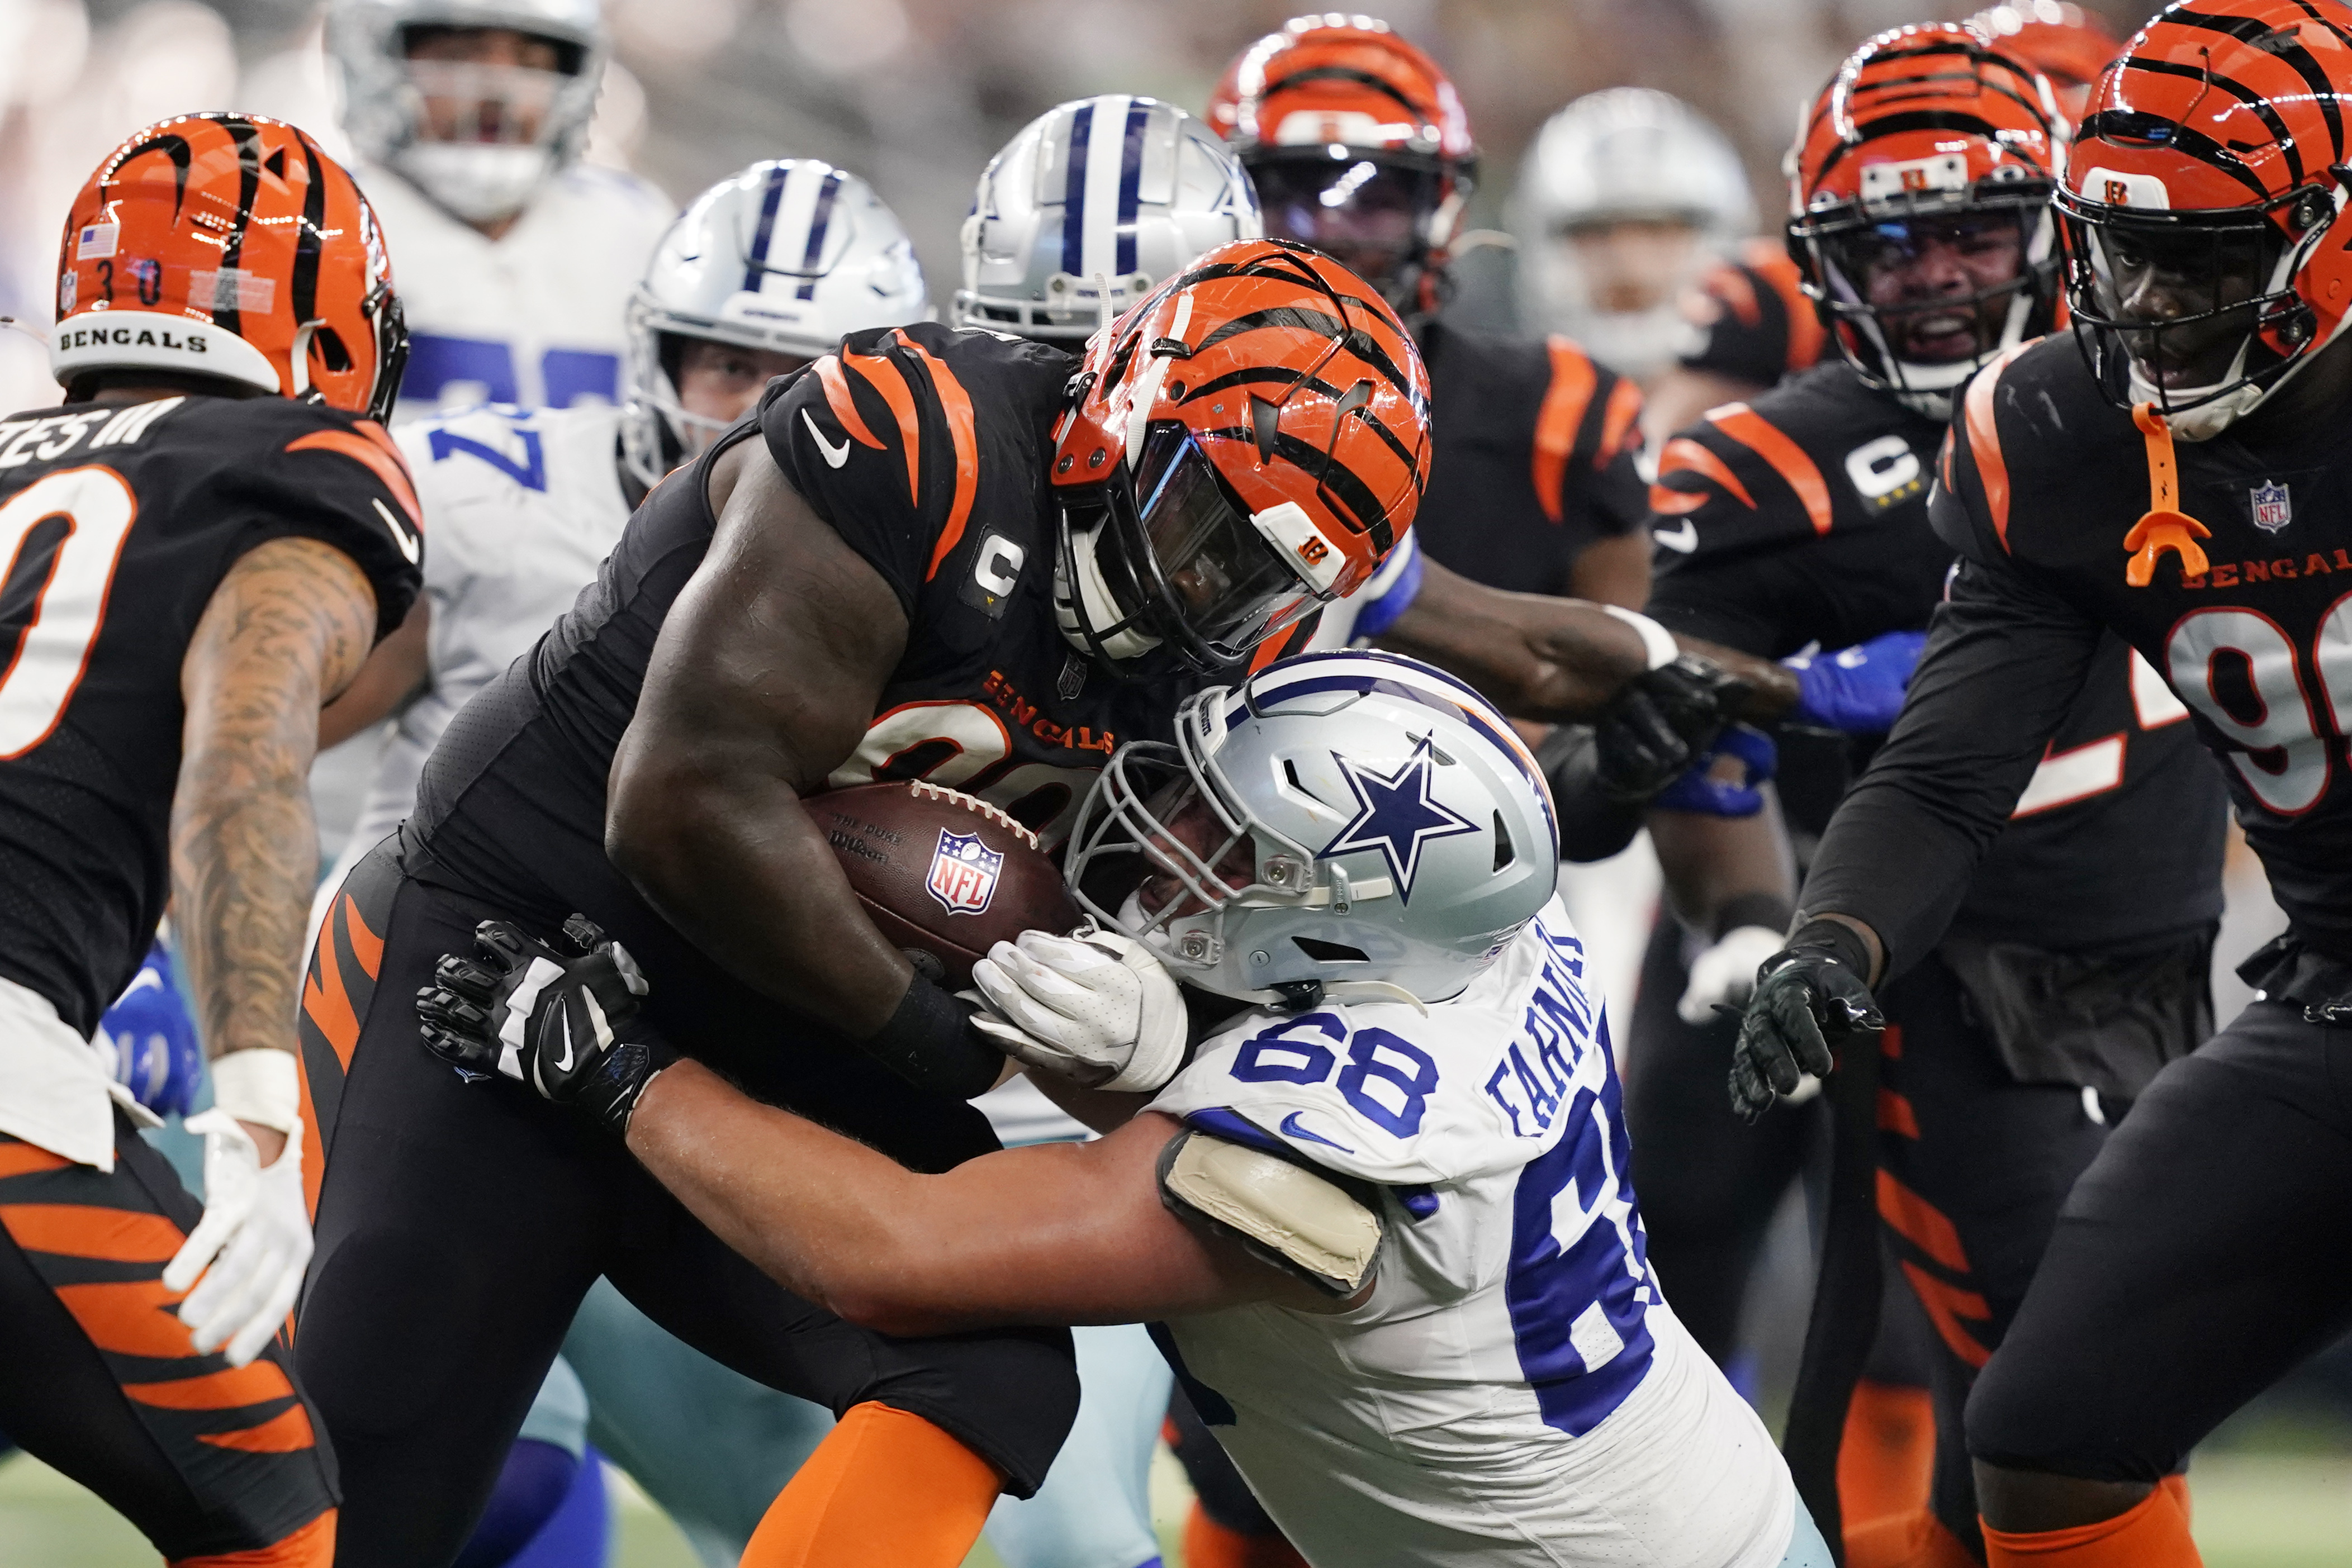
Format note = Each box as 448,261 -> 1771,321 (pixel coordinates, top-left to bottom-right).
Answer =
1733,5 -> 2352,1565
417,650 -> 1838,1568
309,156 -> 926,1566
0,115 -> 419,1565
1643,27 -> 2231,1564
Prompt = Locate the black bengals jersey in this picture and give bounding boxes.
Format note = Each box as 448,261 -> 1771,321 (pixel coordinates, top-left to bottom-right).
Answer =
1812,334 -> 2352,982
406,323 -> 1199,1092
1644,358 -> 2226,956
0,395 -> 422,1035
1675,241 -> 1826,391
1410,321 -> 1647,596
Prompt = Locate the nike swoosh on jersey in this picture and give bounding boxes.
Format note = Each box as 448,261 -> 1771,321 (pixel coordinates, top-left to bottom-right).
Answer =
1281,1110 -> 1356,1154
803,409 -> 852,469
373,497 -> 421,564
1653,520 -> 1697,554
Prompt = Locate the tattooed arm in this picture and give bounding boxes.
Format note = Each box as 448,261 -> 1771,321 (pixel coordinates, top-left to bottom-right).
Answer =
174,536 -> 377,1162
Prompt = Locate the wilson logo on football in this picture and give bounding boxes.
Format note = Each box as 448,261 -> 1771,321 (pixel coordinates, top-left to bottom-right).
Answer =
926,829 -> 1004,916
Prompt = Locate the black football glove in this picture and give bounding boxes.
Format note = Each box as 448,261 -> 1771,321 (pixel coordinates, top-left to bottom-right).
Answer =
416,915 -> 675,1135
1594,654 -> 1752,802
1727,918 -> 1884,1123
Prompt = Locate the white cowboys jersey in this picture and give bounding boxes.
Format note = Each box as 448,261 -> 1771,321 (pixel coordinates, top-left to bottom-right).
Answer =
1146,899 -> 1799,1568
359,163 -> 675,419
323,402 -> 633,901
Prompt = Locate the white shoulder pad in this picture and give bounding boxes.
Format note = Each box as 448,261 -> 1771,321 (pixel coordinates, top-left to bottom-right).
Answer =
1146,906 -> 1604,1187
1157,1128 -> 1383,1298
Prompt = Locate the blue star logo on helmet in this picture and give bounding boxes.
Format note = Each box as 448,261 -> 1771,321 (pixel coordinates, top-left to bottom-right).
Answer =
1319,734 -> 1478,903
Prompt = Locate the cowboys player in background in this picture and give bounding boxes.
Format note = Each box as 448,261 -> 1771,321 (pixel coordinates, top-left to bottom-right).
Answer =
326,0 -> 675,416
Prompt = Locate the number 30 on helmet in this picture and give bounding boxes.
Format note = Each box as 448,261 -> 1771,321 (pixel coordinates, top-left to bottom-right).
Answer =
51,113 -> 408,422
1050,237 -> 1431,674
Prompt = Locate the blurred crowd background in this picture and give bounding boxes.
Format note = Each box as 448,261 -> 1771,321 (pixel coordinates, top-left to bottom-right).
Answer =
0,0 -> 2166,415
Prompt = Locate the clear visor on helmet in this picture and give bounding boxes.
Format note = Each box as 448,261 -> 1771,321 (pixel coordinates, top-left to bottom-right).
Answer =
403,58 -> 571,148
2060,202 -> 2298,411
1246,150 -> 1442,289
1091,421 -> 1321,669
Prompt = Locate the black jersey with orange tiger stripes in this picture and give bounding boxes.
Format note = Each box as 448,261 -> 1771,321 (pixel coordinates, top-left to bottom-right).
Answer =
1644,358 -> 2225,954
1676,240 -> 1827,390
406,324 -> 1201,1091
1409,321 -> 1646,596
0,393 -> 421,1035
1810,334 -> 2352,980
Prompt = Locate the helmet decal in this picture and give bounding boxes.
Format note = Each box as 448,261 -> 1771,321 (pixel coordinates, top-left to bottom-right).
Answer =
1321,734 -> 1480,903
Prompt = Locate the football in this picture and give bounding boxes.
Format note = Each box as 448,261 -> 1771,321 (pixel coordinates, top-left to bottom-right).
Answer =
814,780 -> 1082,987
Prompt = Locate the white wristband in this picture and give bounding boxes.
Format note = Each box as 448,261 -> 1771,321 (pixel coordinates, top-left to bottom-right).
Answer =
208,1048 -> 301,1133
1601,605 -> 1679,671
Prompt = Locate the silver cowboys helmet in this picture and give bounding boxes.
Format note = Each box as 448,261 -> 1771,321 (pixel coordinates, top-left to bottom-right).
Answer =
1514,88 -> 1752,379
622,159 -> 932,489
329,0 -> 607,225
957,94 -> 1262,342
1065,651 -> 1558,1006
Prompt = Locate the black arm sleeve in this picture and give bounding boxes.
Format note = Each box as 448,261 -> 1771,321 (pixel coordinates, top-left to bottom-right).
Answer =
1797,543 -> 2103,977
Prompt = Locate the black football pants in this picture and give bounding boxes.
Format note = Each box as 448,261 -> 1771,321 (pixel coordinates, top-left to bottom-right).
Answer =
294,841 -> 1078,1568
1967,1000 -> 2352,1484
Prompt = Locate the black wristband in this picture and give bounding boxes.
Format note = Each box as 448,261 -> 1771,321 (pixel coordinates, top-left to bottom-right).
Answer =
860,976 -> 1004,1100
1784,916 -> 1875,982
1714,893 -> 1796,944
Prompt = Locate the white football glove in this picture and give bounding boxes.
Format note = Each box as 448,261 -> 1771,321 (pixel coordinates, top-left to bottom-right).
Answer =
1677,924 -> 1790,1025
163,1110 -> 313,1366
969,929 -> 1188,1094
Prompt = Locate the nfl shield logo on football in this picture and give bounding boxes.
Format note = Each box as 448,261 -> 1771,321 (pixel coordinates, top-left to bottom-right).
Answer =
2252,480 -> 2292,533
926,829 -> 1003,916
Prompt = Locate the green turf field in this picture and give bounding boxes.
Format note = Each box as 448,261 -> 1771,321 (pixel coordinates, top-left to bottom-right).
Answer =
3,1442 -> 2344,1566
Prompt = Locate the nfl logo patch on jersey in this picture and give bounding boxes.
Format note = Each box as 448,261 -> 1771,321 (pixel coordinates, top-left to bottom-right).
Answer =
926,830 -> 1003,916
2252,481 -> 2292,533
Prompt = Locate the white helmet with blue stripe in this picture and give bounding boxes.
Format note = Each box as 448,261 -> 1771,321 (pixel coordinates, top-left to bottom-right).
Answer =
956,94 -> 1262,342
329,0 -> 608,224
621,159 -> 932,488
1064,651 -> 1558,1007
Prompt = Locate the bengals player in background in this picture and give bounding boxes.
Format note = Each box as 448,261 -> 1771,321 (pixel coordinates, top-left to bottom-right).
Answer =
0,115 -> 420,1564
1642,27 -> 2231,1564
1733,4 -> 2352,1565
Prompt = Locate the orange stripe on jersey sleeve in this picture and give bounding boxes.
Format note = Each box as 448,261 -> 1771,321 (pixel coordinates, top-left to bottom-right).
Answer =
0,1203 -> 184,1262
814,355 -> 886,451
340,892 -> 383,982
844,345 -> 923,505
1962,346 -> 2027,550
126,1359 -> 295,1411
1703,260 -> 1762,328
1655,436 -> 1756,515
896,332 -> 981,583
302,923 -> 359,1074
1596,378 -> 1643,470
1532,336 -> 1600,525
1707,404 -> 1831,535
197,1401 -> 317,1453
1877,1169 -> 1970,1274
286,428 -> 422,530
1752,246 -> 1825,372
0,1142 -> 70,1180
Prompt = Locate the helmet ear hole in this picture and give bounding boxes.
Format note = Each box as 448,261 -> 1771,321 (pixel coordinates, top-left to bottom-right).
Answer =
1492,810 -> 1515,872
1294,935 -> 1370,964
309,326 -> 354,376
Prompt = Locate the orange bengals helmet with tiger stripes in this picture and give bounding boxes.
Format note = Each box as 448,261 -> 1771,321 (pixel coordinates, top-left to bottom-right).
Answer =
2056,0 -> 2352,436
1970,2 -> 2125,115
1050,237 -> 1430,674
52,113 -> 407,421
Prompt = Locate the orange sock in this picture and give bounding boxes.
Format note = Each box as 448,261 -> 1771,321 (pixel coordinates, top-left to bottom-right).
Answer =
171,1508 -> 334,1567
1183,1501 -> 1311,1568
740,1402 -> 1000,1568
1981,1483 -> 2201,1567
1846,1508 -> 1978,1568
1840,1379 -> 1936,1532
